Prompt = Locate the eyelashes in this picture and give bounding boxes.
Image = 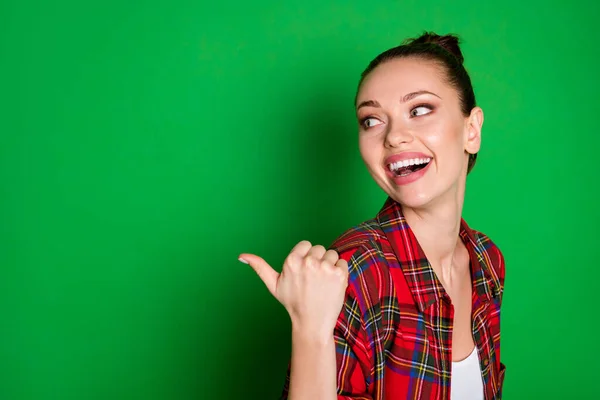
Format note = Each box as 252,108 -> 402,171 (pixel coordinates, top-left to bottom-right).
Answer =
358,103 -> 435,129
359,117 -> 383,129
410,103 -> 434,117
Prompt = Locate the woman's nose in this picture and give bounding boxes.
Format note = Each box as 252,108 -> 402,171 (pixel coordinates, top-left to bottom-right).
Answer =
384,121 -> 414,148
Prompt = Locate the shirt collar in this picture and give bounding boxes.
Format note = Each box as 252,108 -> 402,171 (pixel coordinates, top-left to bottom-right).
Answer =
376,197 -> 500,312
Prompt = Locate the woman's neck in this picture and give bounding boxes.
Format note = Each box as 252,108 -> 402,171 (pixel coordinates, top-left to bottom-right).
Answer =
402,189 -> 465,279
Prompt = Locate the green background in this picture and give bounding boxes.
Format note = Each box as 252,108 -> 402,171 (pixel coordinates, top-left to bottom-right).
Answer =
1,1 -> 598,399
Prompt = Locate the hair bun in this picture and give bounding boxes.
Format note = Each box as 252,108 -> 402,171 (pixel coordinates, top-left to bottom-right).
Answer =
406,32 -> 464,64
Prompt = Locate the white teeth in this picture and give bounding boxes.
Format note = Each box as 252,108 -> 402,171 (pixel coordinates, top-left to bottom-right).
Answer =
389,157 -> 431,171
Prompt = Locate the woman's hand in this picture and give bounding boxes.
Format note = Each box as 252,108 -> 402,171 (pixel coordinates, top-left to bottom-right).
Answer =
239,241 -> 349,338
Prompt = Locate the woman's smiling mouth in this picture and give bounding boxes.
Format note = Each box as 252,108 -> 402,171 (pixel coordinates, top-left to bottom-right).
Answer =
388,157 -> 432,177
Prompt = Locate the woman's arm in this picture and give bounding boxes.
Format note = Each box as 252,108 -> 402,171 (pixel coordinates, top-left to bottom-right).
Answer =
239,240 -> 348,400
288,329 -> 337,400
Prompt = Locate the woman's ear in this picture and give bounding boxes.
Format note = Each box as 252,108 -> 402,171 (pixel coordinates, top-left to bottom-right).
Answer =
465,107 -> 484,155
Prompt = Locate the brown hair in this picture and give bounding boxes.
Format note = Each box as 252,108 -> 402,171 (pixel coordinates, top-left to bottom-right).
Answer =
358,32 -> 479,173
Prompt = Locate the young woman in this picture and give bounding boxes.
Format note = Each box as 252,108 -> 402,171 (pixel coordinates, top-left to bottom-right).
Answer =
240,32 -> 506,400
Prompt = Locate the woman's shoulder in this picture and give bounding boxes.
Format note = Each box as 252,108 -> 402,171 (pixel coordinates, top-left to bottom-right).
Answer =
328,218 -> 398,295
330,218 -> 398,314
329,217 -> 385,260
470,229 -> 506,286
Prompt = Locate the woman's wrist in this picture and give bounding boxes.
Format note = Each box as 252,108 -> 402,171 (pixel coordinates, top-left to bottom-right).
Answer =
291,324 -> 335,346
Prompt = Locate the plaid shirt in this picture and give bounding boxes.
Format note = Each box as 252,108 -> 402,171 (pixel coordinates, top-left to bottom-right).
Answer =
281,197 -> 506,399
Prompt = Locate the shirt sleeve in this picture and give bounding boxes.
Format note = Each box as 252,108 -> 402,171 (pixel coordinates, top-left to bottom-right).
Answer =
279,249 -> 375,400
473,230 -> 507,396
474,230 -> 506,300
334,274 -> 374,398
494,244 -> 506,302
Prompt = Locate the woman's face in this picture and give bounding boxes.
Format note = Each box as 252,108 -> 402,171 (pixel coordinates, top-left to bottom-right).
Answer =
355,57 -> 483,209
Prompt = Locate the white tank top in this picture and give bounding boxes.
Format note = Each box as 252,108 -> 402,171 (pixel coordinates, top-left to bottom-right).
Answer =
450,346 -> 484,400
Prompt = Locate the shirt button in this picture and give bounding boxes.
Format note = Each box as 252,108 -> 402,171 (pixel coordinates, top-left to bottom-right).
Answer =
483,358 -> 489,366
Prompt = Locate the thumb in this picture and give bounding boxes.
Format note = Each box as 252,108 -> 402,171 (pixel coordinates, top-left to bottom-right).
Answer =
239,253 -> 279,298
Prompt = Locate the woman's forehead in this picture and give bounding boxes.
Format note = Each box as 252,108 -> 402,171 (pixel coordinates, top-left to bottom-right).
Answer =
357,58 -> 452,102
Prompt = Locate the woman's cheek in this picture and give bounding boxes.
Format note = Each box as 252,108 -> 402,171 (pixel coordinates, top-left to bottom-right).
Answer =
359,134 -> 381,157
419,123 -> 460,151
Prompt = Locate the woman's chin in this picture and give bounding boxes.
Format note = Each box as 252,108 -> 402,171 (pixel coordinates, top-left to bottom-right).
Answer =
386,189 -> 434,210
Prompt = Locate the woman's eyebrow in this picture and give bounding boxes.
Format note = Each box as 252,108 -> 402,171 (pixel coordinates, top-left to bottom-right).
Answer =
402,90 -> 441,102
356,90 -> 442,111
356,100 -> 380,111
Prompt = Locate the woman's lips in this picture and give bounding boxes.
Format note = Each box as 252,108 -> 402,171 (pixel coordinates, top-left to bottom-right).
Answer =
385,157 -> 432,186
384,151 -> 432,166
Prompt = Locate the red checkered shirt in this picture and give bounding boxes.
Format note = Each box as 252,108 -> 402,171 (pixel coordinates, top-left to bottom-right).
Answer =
281,197 -> 506,399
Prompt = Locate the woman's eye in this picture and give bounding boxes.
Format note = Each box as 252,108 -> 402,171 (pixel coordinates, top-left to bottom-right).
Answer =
362,118 -> 382,128
410,106 -> 432,117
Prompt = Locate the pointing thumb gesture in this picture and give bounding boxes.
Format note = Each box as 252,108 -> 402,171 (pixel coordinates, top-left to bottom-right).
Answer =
239,253 -> 280,298
240,240 -> 348,337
